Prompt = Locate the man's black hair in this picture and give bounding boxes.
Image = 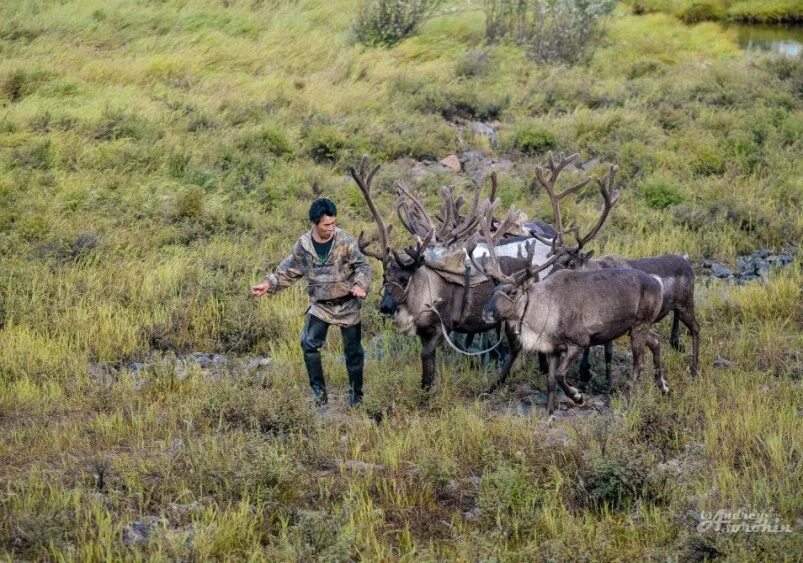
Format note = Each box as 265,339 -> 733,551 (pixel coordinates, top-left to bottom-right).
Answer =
309,198 -> 337,224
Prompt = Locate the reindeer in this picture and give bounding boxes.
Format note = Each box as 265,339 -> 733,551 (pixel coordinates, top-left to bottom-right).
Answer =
475,156 -> 670,415
348,157 -> 570,390
553,249 -> 700,381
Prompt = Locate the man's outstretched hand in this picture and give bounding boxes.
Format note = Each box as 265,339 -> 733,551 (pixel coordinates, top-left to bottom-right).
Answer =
351,285 -> 367,299
251,281 -> 272,297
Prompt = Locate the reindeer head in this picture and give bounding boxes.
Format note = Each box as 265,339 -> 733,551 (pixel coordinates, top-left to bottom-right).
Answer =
350,156 -> 488,317
477,152 -> 620,326
552,249 -> 594,271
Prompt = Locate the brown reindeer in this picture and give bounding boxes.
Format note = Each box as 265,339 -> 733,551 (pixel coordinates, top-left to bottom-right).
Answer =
349,157 -> 565,390
476,157 -> 669,415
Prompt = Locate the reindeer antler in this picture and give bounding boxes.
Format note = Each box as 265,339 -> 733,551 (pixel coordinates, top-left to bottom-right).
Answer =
573,164 -> 620,251
349,155 -> 391,262
477,202 -> 516,285
532,152 -> 593,250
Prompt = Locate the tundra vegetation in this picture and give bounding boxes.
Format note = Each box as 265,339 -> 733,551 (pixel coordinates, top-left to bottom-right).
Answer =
0,0 -> 801,560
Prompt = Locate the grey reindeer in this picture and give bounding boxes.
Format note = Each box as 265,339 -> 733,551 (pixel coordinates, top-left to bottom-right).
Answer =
554,249 -> 700,383
475,156 -> 670,415
349,157 -> 563,390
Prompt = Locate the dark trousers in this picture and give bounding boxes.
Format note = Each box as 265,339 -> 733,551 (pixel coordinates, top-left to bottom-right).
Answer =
300,314 -> 364,402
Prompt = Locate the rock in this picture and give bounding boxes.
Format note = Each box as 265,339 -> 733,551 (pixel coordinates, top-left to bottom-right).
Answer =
458,150 -> 486,165
190,352 -> 212,368
575,157 -> 600,172
546,428 -> 571,448
122,518 -> 162,546
709,262 -> 734,278
468,122 -> 497,147
713,356 -> 733,369
463,507 -> 481,520
244,357 -> 271,371
87,363 -> 115,387
736,274 -> 759,284
339,460 -> 384,473
211,354 -> 226,365
439,154 -> 461,172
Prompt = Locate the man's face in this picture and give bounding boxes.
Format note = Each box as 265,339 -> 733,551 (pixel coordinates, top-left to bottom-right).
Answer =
313,215 -> 336,241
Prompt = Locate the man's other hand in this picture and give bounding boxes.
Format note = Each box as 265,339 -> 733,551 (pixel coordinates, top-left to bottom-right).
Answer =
251,281 -> 272,297
351,285 -> 367,299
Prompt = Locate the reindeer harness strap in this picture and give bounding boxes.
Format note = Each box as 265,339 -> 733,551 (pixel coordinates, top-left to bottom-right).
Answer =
425,303 -> 506,357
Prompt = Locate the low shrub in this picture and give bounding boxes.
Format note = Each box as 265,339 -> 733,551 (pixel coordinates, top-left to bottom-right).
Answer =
483,0 -> 617,64
640,175 -> 685,209
353,0 -> 443,47
513,125 -> 557,155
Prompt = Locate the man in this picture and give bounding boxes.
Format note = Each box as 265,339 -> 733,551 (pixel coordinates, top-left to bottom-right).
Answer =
251,198 -> 371,407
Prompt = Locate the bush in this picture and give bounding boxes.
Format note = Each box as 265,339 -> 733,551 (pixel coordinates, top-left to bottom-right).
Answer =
305,126 -> 347,164
174,187 -> 205,219
477,463 -> 547,539
514,125 -> 556,155
91,107 -> 159,141
354,0 -> 443,47
455,49 -> 492,78
0,69 -> 52,102
483,0 -> 617,64
236,125 -> 292,157
678,1 -> 722,23
640,175 -> 684,209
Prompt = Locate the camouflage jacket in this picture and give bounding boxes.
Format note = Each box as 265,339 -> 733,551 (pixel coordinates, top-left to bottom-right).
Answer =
263,228 -> 371,327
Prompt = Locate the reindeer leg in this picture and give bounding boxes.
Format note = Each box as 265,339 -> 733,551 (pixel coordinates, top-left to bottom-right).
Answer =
547,354 -> 560,415
679,308 -> 700,378
578,347 -> 593,390
670,311 -> 682,351
646,331 -> 669,394
604,341 -> 613,389
630,326 -> 648,385
554,345 -> 585,409
419,328 -> 443,390
491,323 -> 522,392
538,353 -> 549,375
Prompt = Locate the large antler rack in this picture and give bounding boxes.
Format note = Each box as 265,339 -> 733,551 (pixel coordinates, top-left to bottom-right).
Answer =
531,152 -> 620,254
532,152 -> 592,250
571,164 -> 620,251
349,156 -> 392,263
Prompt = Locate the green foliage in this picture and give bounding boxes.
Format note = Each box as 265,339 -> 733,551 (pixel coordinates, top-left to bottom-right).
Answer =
91,107 -> 160,142
455,49 -> 492,78
236,125 -> 292,157
483,0 -> 617,64
354,0 -> 443,46
640,175 -> 685,209
305,125 -> 347,164
477,462 -> 548,541
678,1 -> 723,23
413,82 -> 510,121
582,453 -> 660,511
9,139 -> 53,170
174,186 -> 205,219
0,69 -> 53,102
513,125 -> 557,155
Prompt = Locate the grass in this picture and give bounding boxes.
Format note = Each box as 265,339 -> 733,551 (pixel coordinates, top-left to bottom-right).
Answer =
1,0 -> 802,559
627,0 -> 803,23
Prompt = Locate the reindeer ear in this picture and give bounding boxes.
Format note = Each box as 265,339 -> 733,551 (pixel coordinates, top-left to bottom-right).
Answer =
584,250 -> 594,261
